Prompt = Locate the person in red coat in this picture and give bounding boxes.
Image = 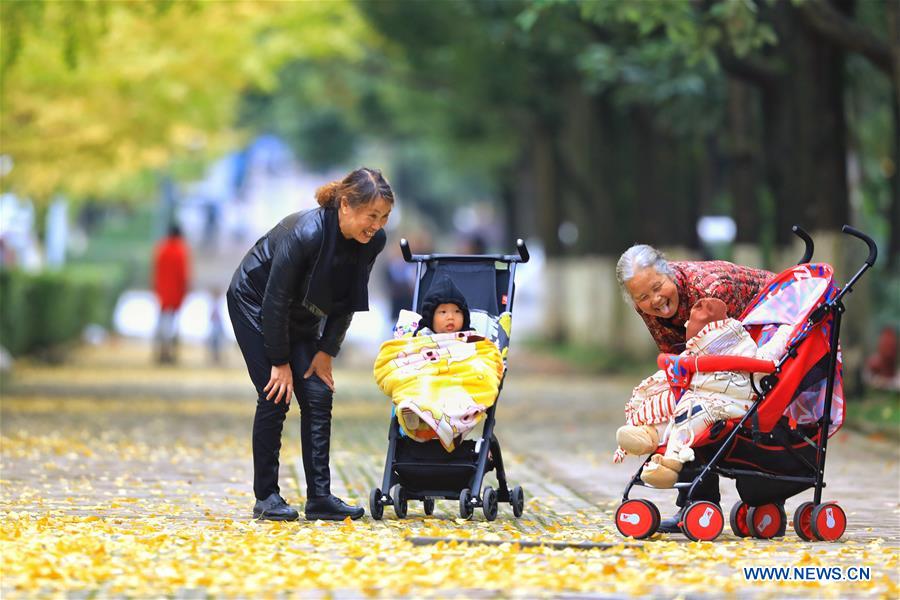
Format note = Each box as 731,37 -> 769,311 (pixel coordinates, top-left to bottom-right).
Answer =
153,224 -> 191,363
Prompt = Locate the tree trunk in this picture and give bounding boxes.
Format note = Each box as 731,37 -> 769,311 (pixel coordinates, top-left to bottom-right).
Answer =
889,88 -> 900,268
533,123 -> 563,257
726,79 -> 763,243
556,85 -> 601,253
886,0 -> 900,268
595,94 -> 639,253
762,1 -> 850,244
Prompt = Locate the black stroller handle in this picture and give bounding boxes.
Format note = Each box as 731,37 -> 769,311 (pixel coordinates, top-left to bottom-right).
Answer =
842,225 -> 878,267
400,238 -> 413,262
515,239 -> 530,263
398,238 -> 531,264
791,225 -> 814,264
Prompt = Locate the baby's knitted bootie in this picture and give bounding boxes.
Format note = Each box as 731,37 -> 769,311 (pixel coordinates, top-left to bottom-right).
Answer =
640,454 -> 683,488
616,424 -> 660,456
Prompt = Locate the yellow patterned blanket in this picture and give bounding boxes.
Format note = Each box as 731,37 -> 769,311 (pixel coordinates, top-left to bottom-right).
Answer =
373,331 -> 504,451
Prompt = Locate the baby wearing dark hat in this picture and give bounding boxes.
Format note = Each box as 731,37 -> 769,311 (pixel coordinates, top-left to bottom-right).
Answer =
415,275 -> 471,336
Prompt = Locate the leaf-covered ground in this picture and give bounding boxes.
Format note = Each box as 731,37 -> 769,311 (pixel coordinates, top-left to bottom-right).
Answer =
1,342 -> 898,598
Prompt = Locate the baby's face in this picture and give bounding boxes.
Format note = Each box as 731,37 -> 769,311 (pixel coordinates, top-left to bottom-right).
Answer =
685,297 -> 728,339
432,303 -> 464,333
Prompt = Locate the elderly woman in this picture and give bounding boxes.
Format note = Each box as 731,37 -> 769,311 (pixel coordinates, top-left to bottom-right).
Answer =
615,244 -> 775,532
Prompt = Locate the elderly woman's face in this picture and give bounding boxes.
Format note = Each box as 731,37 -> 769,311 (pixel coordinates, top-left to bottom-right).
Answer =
625,267 -> 679,319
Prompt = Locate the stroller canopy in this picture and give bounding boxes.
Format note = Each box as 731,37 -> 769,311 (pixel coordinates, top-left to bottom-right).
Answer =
739,264 -> 844,436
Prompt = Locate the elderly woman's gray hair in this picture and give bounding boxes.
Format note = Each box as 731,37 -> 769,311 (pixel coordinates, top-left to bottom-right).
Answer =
615,244 -> 674,303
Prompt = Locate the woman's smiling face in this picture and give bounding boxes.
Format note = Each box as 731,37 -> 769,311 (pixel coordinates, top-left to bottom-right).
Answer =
625,267 -> 680,319
339,196 -> 392,244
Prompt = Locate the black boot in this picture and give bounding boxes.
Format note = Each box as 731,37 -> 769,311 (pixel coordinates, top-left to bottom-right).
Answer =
658,507 -> 685,534
305,494 -> 365,521
253,493 -> 299,521
299,378 -> 364,520
300,383 -> 334,499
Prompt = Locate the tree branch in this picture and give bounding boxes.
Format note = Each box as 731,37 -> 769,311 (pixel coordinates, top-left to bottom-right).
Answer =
715,47 -> 782,90
796,0 -> 893,76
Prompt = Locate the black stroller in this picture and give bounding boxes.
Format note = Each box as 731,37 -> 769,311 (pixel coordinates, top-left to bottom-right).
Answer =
369,239 -> 530,521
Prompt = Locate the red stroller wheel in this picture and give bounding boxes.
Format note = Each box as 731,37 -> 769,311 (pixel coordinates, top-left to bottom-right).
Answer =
615,499 -> 660,539
729,501 -> 751,538
747,503 -> 786,539
681,501 -> 724,542
793,501 -> 816,541
811,502 -> 846,541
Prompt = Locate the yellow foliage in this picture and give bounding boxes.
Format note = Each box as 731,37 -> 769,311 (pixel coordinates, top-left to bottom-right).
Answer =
0,0 -> 376,202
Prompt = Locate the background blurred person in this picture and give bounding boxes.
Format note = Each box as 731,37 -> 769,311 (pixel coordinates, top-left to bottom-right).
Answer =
208,288 -> 225,365
152,224 -> 191,364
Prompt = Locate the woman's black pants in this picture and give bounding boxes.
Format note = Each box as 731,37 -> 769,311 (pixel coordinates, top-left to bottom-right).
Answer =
228,295 -> 334,501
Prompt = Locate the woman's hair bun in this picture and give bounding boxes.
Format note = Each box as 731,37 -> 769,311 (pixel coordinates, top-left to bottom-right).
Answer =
315,181 -> 341,208
314,167 -> 395,210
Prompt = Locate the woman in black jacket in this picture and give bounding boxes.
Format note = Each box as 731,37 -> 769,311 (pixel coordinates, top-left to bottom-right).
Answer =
227,167 -> 393,521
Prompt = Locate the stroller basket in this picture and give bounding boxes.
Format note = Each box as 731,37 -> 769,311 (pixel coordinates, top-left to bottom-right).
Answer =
393,438 -> 481,492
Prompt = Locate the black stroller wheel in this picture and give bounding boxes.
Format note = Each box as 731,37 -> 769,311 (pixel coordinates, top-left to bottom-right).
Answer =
369,488 -> 383,521
391,484 -> 408,519
423,498 -> 435,516
793,501 -> 816,541
459,488 -> 474,519
511,486 -> 525,518
729,501 -> 751,538
482,487 -> 498,521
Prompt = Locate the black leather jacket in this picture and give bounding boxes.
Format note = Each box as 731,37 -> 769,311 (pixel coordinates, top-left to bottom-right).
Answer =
227,207 -> 386,365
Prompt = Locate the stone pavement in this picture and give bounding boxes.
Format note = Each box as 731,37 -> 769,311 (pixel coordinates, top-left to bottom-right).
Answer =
1,340 -> 898,598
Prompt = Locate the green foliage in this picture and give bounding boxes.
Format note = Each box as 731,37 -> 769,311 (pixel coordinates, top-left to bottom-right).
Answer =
239,61 -> 362,171
564,0 -> 777,64
0,264 -> 126,357
354,1 -> 601,204
71,204 -> 156,288
846,389 -> 900,440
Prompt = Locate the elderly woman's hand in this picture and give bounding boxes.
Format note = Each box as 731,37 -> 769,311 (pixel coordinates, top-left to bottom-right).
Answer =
304,351 -> 335,392
264,363 -> 294,403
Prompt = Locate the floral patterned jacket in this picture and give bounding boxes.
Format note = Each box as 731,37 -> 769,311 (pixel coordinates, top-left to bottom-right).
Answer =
637,260 -> 775,354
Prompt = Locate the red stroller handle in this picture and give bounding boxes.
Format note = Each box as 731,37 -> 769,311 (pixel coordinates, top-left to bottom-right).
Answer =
657,354 -> 776,374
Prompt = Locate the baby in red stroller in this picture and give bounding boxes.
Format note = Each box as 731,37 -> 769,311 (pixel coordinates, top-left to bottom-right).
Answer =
615,225 -> 876,542
616,297 -> 793,487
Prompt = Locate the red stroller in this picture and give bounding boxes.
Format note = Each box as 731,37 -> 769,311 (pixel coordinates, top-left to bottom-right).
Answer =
615,225 -> 878,542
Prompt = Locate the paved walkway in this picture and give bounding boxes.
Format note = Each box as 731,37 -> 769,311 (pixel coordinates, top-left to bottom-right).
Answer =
1,341 -> 897,598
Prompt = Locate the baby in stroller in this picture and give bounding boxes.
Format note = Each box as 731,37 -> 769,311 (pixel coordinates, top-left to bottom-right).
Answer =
616,297 -> 794,488
374,275 -> 503,451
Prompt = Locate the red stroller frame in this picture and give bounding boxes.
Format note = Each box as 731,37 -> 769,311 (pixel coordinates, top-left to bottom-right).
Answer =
616,225 -> 878,542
